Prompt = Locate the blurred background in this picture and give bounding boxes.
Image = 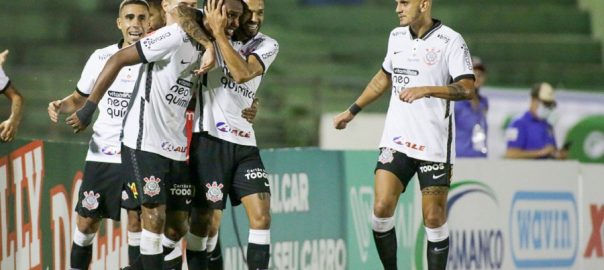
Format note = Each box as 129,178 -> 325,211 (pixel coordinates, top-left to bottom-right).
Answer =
1,0 -> 603,160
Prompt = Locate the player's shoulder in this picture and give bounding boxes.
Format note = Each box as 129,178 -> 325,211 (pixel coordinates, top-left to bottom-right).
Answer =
434,23 -> 464,42
91,43 -> 119,62
254,32 -> 279,47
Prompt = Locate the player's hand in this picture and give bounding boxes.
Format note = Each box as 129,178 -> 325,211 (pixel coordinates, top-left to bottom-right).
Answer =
333,110 -> 355,130
539,145 -> 556,158
0,49 -> 8,66
241,98 -> 259,123
205,0 -> 227,37
65,113 -> 87,133
48,100 -> 63,123
0,119 -> 18,142
194,45 -> 215,75
399,87 -> 429,103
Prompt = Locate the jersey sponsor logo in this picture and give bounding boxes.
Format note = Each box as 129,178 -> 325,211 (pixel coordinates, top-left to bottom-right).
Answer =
216,122 -> 252,138
393,136 -> 426,152
177,78 -> 194,88
128,182 -> 139,198
165,83 -> 192,108
107,91 -> 132,99
378,148 -> 395,164
220,76 -> 255,99
418,163 -> 445,173
437,34 -> 450,44
82,190 -> 100,210
161,140 -> 187,153
391,30 -> 407,37
462,43 -> 473,70
424,48 -> 441,66
261,46 -> 278,60
239,37 -> 265,57
245,168 -> 267,180
99,52 -> 113,61
170,184 -> 193,196
106,91 -> 130,119
143,176 -> 161,197
142,32 -> 172,49
205,181 -> 224,202
101,145 -> 121,155
393,68 -> 419,76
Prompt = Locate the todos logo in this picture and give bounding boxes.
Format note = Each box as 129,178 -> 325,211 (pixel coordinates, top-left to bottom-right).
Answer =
415,180 -> 504,270
510,191 -> 578,268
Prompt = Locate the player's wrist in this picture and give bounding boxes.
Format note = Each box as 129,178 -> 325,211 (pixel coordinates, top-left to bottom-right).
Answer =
348,103 -> 362,116
76,100 -> 97,127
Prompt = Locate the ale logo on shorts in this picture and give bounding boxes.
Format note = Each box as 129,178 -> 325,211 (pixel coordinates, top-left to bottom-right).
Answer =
206,181 -> 224,203
379,148 -> 395,164
82,190 -> 100,210
143,176 -> 161,197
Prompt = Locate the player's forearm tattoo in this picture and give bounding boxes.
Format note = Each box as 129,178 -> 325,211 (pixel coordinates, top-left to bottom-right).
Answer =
258,192 -> 271,201
174,5 -> 211,47
421,186 -> 449,197
447,83 -> 469,100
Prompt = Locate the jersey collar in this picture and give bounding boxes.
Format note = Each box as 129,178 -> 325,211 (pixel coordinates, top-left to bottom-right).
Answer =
409,19 -> 442,40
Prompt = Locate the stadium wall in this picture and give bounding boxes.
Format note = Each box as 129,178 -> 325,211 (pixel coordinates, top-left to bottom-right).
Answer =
0,140 -> 603,269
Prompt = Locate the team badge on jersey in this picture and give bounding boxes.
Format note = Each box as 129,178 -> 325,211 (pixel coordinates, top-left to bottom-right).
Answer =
424,48 -> 441,66
122,190 -> 129,201
205,181 -> 224,203
143,176 -> 161,197
82,191 -> 100,210
379,148 -> 395,164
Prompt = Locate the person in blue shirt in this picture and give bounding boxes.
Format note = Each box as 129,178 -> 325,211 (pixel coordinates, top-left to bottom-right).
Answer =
505,82 -> 566,159
455,57 -> 488,157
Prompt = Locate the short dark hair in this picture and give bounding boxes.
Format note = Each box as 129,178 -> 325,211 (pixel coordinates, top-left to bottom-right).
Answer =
119,0 -> 150,12
147,0 -> 162,8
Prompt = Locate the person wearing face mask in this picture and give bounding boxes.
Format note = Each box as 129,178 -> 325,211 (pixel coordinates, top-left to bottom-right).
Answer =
505,82 -> 565,159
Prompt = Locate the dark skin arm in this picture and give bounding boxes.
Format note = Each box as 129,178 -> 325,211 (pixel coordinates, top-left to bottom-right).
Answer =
65,45 -> 142,132
170,4 -> 216,74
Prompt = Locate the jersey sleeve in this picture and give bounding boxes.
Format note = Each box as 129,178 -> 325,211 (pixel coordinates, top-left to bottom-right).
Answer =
447,35 -> 475,82
76,50 -> 103,97
381,30 -> 396,76
506,120 -> 527,149
136,24 -> 183,64
251,38 -> 279,74
0,66 -> 10,93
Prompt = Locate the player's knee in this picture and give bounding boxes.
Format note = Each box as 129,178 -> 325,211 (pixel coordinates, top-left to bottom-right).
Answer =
142,210 -> 165,231
249,212 -> 271,229
373,200 -> 395,218
423,210 -> 446,228
164,226 -> 186,241
127,211 -> 141,232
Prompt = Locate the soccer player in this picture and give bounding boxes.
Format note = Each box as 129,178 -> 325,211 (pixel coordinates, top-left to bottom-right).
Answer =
333,0 -> 475,269
0,49 -> 24,142
47,1 -> 149,268
66,1 -> 243,269
185,0 -> 278,269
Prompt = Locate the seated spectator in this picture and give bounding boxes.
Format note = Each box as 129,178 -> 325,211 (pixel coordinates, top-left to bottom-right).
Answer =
0,49 -> 24,142
455,56 -> 488,157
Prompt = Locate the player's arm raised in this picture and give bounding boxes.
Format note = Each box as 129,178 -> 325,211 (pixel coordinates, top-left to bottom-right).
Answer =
399,78 -> 475,103
66,45 -> 142,133
333,69 -> 391,130
170,4 -> 216,74
206,0 -> 262,83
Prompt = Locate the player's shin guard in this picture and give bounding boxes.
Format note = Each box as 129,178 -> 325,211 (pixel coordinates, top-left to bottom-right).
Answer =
207,233 -> 224,270
247,229 -> 270,270
128,231 -> 141,265
425,223 -> 449,270
140,229 -> 164,270
372,213 -> 397,270
70,229 -> 96,269
162,234 -> 182,270
186,232 -> 208,270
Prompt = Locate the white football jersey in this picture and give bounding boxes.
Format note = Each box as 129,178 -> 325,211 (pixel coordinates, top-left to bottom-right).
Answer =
0,66 -> 10,93
77,41 -> 141,163
380,20 -> 474,163
194,32 -> 278,146
122,23 -> 201,161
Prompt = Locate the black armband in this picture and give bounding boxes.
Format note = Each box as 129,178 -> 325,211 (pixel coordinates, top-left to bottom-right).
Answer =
348,103 -> 362,116
76,100 -> 98,127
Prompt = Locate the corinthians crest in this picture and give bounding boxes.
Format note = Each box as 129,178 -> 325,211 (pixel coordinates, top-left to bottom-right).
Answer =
143,176 -> 161,197
206,181 -> 224,203
424,48 -> 441,66
82,190 -> 100,210
379,148 -> 395,164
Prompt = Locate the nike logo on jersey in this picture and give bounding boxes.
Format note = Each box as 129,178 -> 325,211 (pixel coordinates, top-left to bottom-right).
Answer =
264,182 -> 270,187
433,173 -> 446,179
185,199 -> 192,204
180,60 -> 191,65
394,51 -> 403,54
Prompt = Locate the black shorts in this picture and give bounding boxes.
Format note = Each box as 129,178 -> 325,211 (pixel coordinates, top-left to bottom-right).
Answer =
75,161 -> 125,221
121,145 -> 193,211
375,148 -> 452,193
190,132 -> 270,209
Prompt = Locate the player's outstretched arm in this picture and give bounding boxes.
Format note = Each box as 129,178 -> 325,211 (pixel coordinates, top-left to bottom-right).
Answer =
206,0 -> 263,83
48,91 -> 87,123
0,84 -> 23,142
333,69 -> 391,130
65,45 -> 142,133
